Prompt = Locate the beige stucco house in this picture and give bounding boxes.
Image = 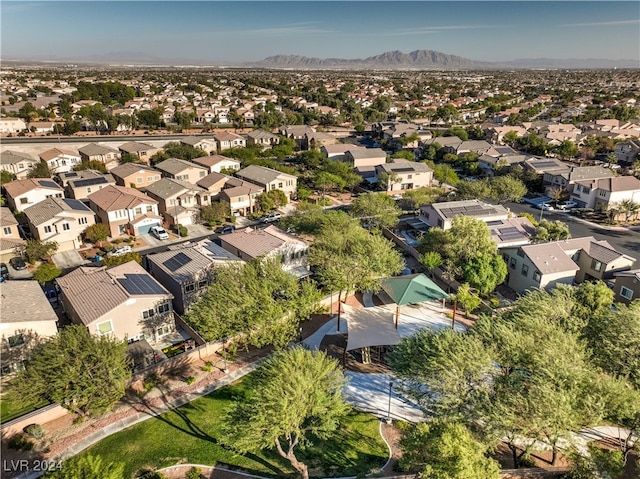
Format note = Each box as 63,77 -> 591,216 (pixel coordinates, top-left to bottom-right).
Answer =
235,165 -> 297,201
3,178 -> 64,213
110,163 -> 162,190
155,158 -> 209,184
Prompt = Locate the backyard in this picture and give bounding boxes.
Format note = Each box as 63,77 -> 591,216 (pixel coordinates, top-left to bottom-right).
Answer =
83,378 -> 388,478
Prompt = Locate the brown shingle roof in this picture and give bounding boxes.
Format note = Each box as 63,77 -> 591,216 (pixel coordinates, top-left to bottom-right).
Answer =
220,225 -> 305,259
0,207 -> 18,227
192,155 -> 239,168
596,176 -> 640,192
39,148 -> 79,162
88,185 -> 157,211
2,178 -> 63,198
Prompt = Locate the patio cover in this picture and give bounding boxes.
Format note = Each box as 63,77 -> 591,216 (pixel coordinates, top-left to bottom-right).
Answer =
343,303 -> 402,352
381,273 -> 449,306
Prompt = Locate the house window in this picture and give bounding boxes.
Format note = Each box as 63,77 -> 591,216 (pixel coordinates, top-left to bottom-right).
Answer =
44,225 -> 52,233
591,260 -> 602,272
199,171 -> 205,178
79,217 -> 88,225
156,324 -> 171,337
63,223 -> 70,231
147,177 -> 154,182
3,226 -> 12,235
198,279 -> 207,289
510,258 -> 516,269
517,248 -> 525,258
598,191 -> 606,197
142,308 -> 155,320
137,177 -> 143,184
20,198 -> 28,204
407,174 -> 413,179
7,334 -> 25,348
157,302 -> 171,314
170,199 -> 175,206
87,187 -> 92,193
135,207 -> 142,215
521,264 -> 529,276
533,271 -> 541,282
146,205 -> 153,212
185,282 -> 195,293
97,321 -> 113,336
620,286 -> 634,300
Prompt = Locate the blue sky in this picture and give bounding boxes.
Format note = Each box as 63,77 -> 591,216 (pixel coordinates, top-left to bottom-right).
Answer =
2,1 -> 639,63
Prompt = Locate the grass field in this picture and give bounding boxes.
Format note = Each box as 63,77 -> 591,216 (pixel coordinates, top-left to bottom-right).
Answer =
0,396 -> 50,423
84,380 -> 387,478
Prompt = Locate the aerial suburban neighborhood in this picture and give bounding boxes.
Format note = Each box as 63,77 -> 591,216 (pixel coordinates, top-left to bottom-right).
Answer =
0,2 -> 639,479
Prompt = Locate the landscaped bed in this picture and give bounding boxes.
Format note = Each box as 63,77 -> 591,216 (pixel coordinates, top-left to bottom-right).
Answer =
83,379 -> 388,478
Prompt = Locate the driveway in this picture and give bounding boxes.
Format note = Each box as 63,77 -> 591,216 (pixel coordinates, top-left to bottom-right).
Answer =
52,251 -> 91,270
184,223 -> 212,239
7,261 -> 34,279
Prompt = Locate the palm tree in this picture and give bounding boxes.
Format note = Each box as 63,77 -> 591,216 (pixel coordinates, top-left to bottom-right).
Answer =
618,199 -> 640,224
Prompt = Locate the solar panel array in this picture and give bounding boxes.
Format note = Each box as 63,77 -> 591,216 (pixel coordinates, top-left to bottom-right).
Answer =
40,180 -> 60,189
162,252 -> 192,272
497,226 -> 526,241
64,172 -> 78,178
440,203 -> 496,219
117,274 -> 167,295
531,160 -> 561,169
73,177 -> 108,187
63,198 -> 89,210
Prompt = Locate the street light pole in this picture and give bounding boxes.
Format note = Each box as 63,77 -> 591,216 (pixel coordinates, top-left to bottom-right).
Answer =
386,381 -> 393,424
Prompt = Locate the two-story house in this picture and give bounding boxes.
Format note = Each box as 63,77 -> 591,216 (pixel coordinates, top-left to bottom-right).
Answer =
0,150 -> 37,180
543,165 -> 614,198
219,225 -> 310,278
375,159 -> 433,193
117,141 -> 159,165
155,158 -> 209,184
419,200 -> 510,230
144,178 -> 210,227
38,148 -> 81,174
235,165 -> 297,201
1,281 -> 59,377
278,125 -> 315,150
180,136 -> 217,153
612,269 -> 640,305
614,139 -> 640,165
0,118 -> 27,135
3,178 -> 64,212
64,171 -> 116,203
196,172 -> 231,200
109,163 -> 162,190
214,132 -> 247,151
220,181 -> 264,217
345,148 -> 387,169
571,176 -> 640,213
57,261 -> 174,345
191,155 -> 241,174
78,143 -> 120,170
88,185 -> 162,237
0,207 -> 25,263
23,197 -> 96,252
501,237 -> 636,294
246,130 -> 280,147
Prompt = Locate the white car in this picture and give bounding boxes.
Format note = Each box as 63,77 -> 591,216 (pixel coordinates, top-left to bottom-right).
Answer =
107,245 -> 132,257
261,213 -> 282,223
150,226 -> 169,240
557,200 -> 578,210
535,203 -> 554,211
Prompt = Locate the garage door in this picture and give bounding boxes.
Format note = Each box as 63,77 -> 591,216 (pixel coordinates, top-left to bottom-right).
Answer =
137,223 -> 160,235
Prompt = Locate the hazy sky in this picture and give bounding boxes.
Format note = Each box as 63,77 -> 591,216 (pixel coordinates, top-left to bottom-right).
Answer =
2,1 -> 639,63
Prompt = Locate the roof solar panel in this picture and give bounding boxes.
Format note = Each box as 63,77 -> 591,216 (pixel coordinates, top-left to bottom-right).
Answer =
498,227 -> 520,235
39,180 -> 60,189
73,177 -> 108,187
118,274 -> 167,295
500,232 -> 526,241
63,198 -> 88,210
64,172 -> 78,178
162,252 -> 192,272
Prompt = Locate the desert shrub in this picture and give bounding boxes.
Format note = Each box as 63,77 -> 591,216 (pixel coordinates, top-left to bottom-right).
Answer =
24,423 -> 45,439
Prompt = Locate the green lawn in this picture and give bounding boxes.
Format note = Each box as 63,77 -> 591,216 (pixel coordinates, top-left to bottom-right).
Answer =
0,396 -> 50,423
83,381 -> 388,478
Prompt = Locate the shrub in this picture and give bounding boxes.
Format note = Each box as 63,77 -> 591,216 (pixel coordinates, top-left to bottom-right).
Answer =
174,224 -> 188,237
202,361 -> 213,373
8,435 -> 34,450
144,373 -> 160,391
185,376 -> 196,385
112,238 -> 122,244
186,467 -> 202,479
24,423 -> 45,439
102,244 -> 114,253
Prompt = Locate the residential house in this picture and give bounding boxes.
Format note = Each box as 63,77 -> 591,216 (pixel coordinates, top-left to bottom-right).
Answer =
213,132 -> 247,151
488,217 -> 536,248
614,139 -> 640,165
110,163 -> 162,190
571,176 -> 640,212
478,154 -> 532,176
38,148 -> 81,174
118,141 -> 159,164
146,241 -> 240,314
155,158 -> 209,184
305,131 -> 337,150
196,172 -> 231,199
279,125 -> 315,150
501,237 -> 636,294
454,140 -> 497,156
23,197 -> 96,252
246,129 -> 280,147
543,165 -> 614,197
191,155 -> 241,174
523,157 -> 570,176
28,121 -> 57,134
612,269 -> 640,304
376,159 -> 433,193
180,136 -> 217,153
0,207 -> 25,263
0,150 -> 37,180
3,178 -> 64,212
345,148 -> 387,169
235,165 -> 297,200
0,118 -> 27,134
0,281 -> 59,377
419,199 -> 510,230
64,171 -> 116,203
78,143 -> 120,170
88,185 -> 162,237
220,182 -> 264,217
145,178 -> 210,227
219,225 -> 310,278
485,125 -> 527,145
321,144 -> 359,160
57,261 -> 174,345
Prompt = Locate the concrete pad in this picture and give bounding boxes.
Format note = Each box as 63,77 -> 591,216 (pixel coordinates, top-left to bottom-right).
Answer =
7,261 -> 34,279
185,223 -> 212,238
51,251 -> 90,270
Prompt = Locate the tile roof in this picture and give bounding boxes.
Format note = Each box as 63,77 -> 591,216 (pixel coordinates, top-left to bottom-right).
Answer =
347,148 -> 387,159
247,130 -> 277,140
118,141 -> 154,153
155,158 -> 207,176
379,159 -> 432,173
24,197 -> 93,226
197,172 -> 230,189
3,178 -> 63,198
0,281 -> 58,324
236,164 -> 296,184
39,148 -> 79,162
568,166 -> 614,182
214,131 -> 244,141
0,237 -> 26,252
109,163 -> 159,179
596,176 -> 640,192
78,143 -> 118,156
145,178 -> 204,199
192,155 -> 239,168
521,242 -> 581,275
0,150 -> 35,166
88,185 -> 157,211
220,225 -> 305,259
56,261 -> 171,325
0,207 -> 18,227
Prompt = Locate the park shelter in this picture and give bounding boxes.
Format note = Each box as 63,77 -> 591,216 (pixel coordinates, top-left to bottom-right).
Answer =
380,274 -> 449,328
343,303 -> 401,363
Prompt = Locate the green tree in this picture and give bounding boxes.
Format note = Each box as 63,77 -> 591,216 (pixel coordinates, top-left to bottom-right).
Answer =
455,179 -> 491,200
1,170 -> 16,184
6,325 -> 131,417
27,161 -> 53,179
489,175 -> 527,203
350,192 -> 401,230
399,421 -> 500,479
199,202 -> 231,226
401,186 -> 445,211
220,348 -> 349,479
555,140 -> 579,160
462,253 -> 507,295
534,219 -> 571,242
43,454 -> 125,479
136,109 -> 162,129
24,239 -> 58,264
314,171 -> 345,199
32,262 -> 62,285
162,142 -> 206,161
454,283 -> 482,317
103,252 -> 142,267
420,251 -> 443,277
83,223 -> 110,244
73,160 -> 107,174
119,152 -> 141,164
257,189 -> 288,212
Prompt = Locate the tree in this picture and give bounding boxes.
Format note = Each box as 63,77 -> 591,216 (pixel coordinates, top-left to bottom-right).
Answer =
1,170 -> 16,184
350,192 -> 401,230
314,171 -> 345,199
399,420 -> 500,479
462,253 -> 507,295
162,142 -> 206,161
136,109 -> 162,129
220,348 -> 349,479
43,454 -> 125,479
84,223 -> 110,245
534,219 -> 571,242
199,202 -> 231,226
24,239 -> 58,264
74,160 -> 107,174
33,262 -> 62,285
27,161 -> 53,179
257,189 -> 288,212
6,325 -> 131,417
489,175 -> 527,203
377,171 -> 401,192
420,251 -> 443,277
103,252 -> 142,267
455,179 -> 491,200
119,152 -> 141,164
401,186 -> 445,211
617,199 -> 640,224
555,140 -> 579,160
454,283 -> 482,317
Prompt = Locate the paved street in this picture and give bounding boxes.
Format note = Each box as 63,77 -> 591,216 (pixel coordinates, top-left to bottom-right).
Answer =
505,202 -> 640,261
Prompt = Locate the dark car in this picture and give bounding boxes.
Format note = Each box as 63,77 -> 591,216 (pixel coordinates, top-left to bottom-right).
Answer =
0,263 -> 8,281
216,225 -> 236,234
9,257 -> 27,271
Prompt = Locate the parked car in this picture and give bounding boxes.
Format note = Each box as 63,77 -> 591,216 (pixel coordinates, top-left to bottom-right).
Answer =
107,245 -> 133,257
535,203 -> 554,211
557,200 -> 578,210
0,263 -> 8,281
216,225 -> 236,234
9,257 -> 27,270
150,226 -> 169,240
261,212 -> 282,223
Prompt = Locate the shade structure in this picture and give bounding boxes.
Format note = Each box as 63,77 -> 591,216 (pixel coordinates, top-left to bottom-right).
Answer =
381,273 -> 449,306
343,303 -> 402,352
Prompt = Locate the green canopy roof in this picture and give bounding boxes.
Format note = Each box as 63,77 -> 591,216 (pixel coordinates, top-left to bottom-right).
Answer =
381,273 -> 449,306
